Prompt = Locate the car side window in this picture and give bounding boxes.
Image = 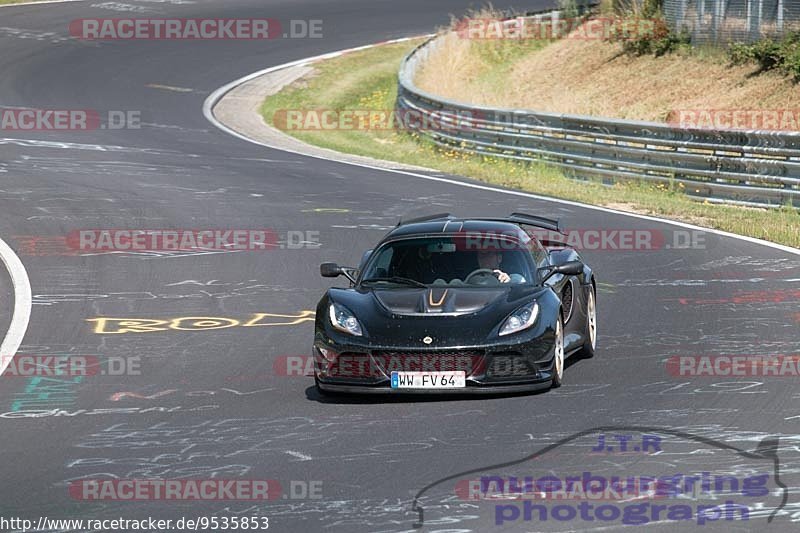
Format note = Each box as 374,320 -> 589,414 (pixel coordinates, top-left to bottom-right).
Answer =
523,229 -> 548,267
367,247 -> 394,278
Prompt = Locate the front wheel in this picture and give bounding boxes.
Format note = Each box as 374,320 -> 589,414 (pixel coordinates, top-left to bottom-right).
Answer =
551,317 -> 564,388
580,285 -> 597,358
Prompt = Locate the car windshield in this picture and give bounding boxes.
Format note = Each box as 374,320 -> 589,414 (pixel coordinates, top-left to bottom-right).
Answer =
360,236 -> 534,287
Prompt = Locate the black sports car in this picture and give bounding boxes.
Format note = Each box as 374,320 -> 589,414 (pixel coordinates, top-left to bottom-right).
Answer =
313,213 -> 597,394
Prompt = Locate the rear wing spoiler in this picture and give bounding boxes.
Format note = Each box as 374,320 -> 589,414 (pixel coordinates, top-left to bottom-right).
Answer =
478,212 -> 565,234
395,212 -> 565,235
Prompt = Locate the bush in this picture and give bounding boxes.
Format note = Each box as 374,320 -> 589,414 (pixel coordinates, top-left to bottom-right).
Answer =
729,31 -> 800,81
558,0 -> 580,20
782,43 -> 800,81
601,1 -> 689,57
607,16 -> 690,56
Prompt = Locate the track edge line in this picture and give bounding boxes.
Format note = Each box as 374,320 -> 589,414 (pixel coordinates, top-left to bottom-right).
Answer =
0,236 -> 32,375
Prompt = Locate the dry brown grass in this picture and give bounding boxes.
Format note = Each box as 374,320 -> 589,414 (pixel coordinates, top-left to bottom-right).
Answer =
415,20 -> 800,123
416,32 -> 483,97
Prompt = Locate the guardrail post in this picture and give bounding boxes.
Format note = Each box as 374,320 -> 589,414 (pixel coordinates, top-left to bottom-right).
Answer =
712,0 -> 722,42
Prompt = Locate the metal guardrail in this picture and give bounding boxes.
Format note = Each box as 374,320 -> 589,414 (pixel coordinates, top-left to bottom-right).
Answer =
396,14 -> 800,207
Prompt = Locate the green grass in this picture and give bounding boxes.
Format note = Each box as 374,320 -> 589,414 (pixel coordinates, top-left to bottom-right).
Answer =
261,39 -> 800,249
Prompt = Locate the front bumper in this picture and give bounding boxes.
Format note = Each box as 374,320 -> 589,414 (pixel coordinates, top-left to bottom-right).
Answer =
316,379 -> 553,394
313,325 -> 557,394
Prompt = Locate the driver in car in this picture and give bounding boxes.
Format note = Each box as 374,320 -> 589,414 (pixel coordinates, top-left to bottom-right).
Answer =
476,250 -> 526,283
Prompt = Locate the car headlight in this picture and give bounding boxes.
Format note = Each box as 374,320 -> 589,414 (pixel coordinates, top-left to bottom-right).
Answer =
499,302 -> 539,336
329,302 -> 363,336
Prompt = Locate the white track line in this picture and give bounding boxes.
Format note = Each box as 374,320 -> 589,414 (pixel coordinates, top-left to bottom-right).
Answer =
0,0 -> 88,8
1,0 -> 86,373
285,450 -> 313,461
0,237 -> 32,375
204,40 -> 800,258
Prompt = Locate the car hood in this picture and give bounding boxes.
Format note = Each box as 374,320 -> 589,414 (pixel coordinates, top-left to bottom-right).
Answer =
327,285 -> 549,346
373,286 -> 507,315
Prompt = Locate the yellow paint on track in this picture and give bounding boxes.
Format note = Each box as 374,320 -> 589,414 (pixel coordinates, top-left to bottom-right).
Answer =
88,311 -> 315,334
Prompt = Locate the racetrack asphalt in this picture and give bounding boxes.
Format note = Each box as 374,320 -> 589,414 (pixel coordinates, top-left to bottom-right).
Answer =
0,1 -> 799,531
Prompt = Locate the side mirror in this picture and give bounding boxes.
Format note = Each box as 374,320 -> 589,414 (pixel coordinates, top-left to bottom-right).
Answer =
321,262 -> 357,284
538,260 -> 584,284
554,260 -> 584,276
320,262 -> 342,278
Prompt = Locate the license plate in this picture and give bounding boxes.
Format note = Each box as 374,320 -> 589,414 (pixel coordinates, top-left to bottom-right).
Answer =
390,371 -> 465,389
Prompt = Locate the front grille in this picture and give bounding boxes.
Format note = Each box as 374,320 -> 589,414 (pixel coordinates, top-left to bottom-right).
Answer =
371,351 -> 484,376
326,353 -> 381,379
486,353 -> 537,378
